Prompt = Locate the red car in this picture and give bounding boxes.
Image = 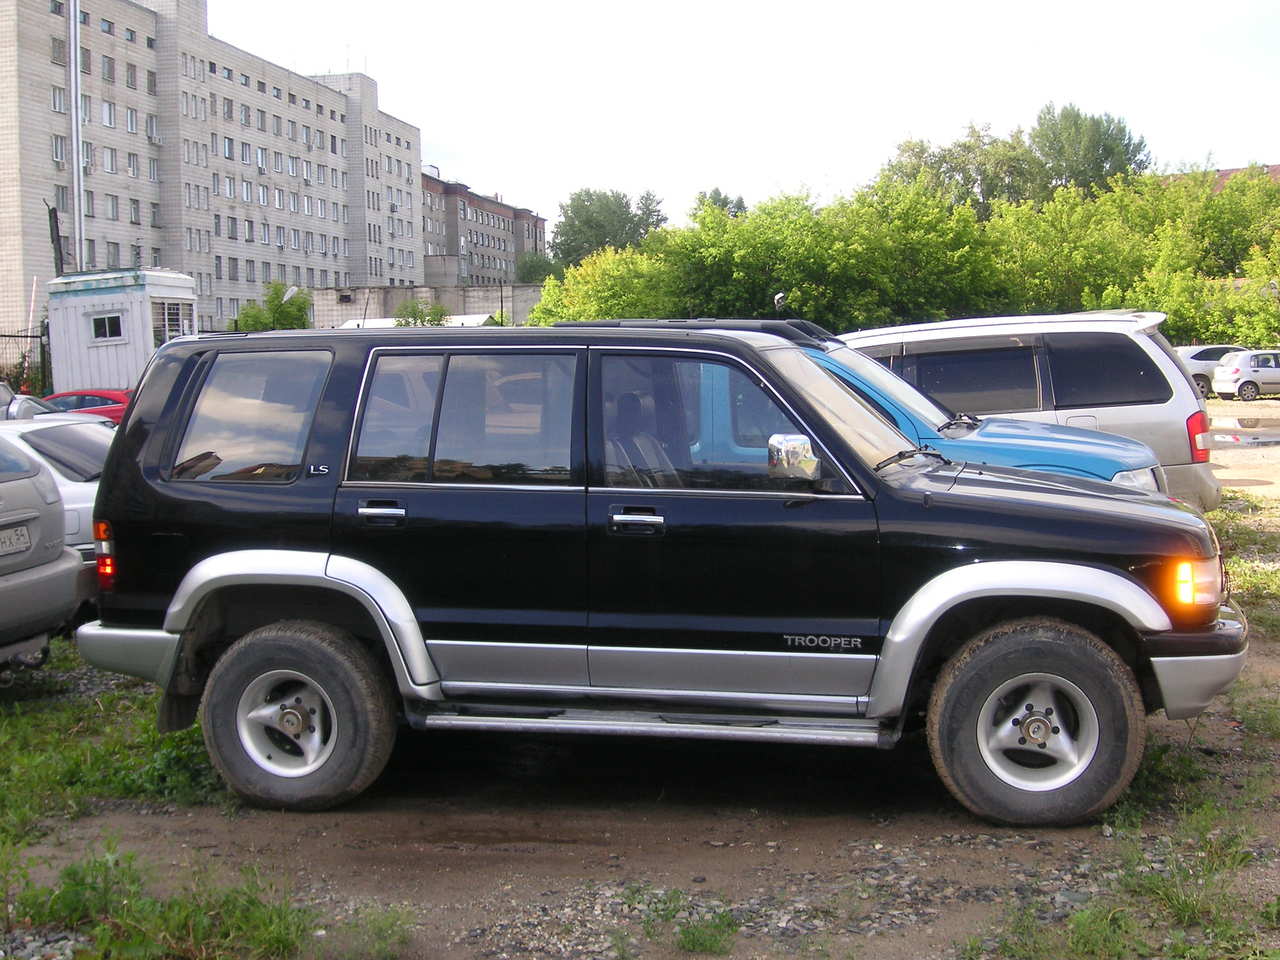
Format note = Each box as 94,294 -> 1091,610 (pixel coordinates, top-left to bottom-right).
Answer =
42,389 -> 133,424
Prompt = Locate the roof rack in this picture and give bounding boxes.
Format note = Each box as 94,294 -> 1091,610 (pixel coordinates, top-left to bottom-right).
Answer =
553,318 -> 840,346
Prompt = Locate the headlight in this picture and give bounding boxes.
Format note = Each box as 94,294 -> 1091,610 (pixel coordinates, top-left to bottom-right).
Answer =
1111,467 -> 1159,492
1173,557 -> 1222,608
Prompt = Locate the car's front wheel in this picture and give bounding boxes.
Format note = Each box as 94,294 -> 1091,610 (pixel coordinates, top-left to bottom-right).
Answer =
926,617 -> 1144,825
200,620 -> 397,810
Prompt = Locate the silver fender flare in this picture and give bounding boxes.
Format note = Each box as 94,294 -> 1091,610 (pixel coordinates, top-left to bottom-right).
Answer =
866,561 -> 1172,718
164,549 -> 441,698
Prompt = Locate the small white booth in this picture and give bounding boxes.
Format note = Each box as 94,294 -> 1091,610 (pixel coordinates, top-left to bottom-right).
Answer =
47,270 -> 197,392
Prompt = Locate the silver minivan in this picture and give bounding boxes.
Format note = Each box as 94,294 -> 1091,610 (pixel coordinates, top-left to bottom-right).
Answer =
840,311 -> 1219,511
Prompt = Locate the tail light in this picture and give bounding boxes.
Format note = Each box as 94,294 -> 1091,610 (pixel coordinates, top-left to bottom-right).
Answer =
1186,410 -> 1210,464
94,520 -> 115,592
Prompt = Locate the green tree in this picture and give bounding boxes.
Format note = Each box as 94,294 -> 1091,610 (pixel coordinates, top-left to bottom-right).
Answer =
549,189 -> 668,266
515,251 -> 560,284
885,126 -> 1045,218
393,299 -> 447,326
235,283 -> 312,331
528,246 -> 677,324
693,188 -> 747,218
1029,102 -> 1151,194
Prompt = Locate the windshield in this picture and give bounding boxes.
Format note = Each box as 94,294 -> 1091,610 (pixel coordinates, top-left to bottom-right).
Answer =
758,345 -> 912,468
818,344 -> 955,427
21,422 -> 113,482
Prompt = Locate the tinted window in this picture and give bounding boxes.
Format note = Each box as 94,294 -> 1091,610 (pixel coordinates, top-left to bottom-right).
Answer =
1045,332 -> 1172,408
601,355 -> 811,492
911,347 -> 1039,413
22,423 -> 113,482
172,350 -> 330,482
1193,346 -> 1240,362
0,437 -> 35,482
46,395 -> 85,412
432,354 -> 575,485
349,354 -> 444,482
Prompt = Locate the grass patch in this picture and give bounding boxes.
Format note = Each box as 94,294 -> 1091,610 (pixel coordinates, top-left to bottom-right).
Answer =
675,910 -> 738,954
1207,491 -> 1280,641
1107,741 -> 1208,828
1229,681 -> 1280,740
0,684 -> 223,844
14,840 -> 314,959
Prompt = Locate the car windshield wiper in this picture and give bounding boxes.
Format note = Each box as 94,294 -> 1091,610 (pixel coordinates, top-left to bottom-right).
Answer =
938,412 -> 981,430
874,448 -> 949,471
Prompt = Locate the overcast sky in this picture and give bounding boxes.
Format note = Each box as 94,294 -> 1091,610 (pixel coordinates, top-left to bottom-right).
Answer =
209,0 -> 1279,232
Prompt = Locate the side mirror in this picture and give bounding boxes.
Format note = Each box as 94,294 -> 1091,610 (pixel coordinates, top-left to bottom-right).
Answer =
768,433 -> 820,481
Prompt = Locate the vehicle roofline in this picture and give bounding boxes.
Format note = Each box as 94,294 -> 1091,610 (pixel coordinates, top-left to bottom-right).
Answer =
840,311 -> 1167,340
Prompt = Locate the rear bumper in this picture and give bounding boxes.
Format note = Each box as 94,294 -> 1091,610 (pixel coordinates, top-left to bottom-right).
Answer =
1143,602 -> 1247,720
1164,461 -> 1221,512
76,621 -> 181,686
0,547 -> 82,650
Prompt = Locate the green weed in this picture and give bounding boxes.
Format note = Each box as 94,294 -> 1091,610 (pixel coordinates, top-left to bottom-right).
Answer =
340,903 -> 415,960
1066,905 -> 1141,959
675,910 -> 738,954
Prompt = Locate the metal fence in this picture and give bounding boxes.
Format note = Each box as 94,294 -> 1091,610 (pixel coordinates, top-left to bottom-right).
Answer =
0,328 -> 50,395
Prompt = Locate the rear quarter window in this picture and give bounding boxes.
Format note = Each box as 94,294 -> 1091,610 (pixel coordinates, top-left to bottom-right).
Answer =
0,436 -> 35,482
1045,332 -> 1173,408
171,350 -> 331,482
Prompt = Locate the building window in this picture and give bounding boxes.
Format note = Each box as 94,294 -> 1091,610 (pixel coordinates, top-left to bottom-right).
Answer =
101,55 -> 114,82
79,45 -> 89,73
127,152 -> 138,177
228,257 -> 239,281
151,247 -> 161,267
105,194 -> 118,219
126,107 -> 137,132
125,62 -> 136,88
130,198 -> 140,223
101,101 -> 115,127
105,241 -> 119,267
145,36 -> 154,48
102,147 -> 116,172
51,36 -> 66,64
148,158 -> 158,181
125,27 -> 135,42
239,73 -> 249,86
51,134 -> 66,163
150,202 -> 160,227
50,0 -> 64,13
51,85 -> 66,113
84,239 -> 96,267
91,314 -> 123,340
146,70 -> 157,95
83,189 -> 94,216
54,184 -> 68,211
272,86 -> 281,99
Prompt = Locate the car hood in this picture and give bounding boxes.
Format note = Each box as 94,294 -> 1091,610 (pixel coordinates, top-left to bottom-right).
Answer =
946,417 -> 1159,476
899,459 -> 1213,556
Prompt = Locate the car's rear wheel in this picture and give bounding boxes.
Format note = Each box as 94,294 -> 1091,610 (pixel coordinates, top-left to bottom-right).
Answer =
200,620 -> 397,810
927,617 -> 1144,825
1193,375 -> 1212,399
1238,381 -> 1260,401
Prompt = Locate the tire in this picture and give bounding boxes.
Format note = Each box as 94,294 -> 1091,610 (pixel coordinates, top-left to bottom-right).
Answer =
199,620 -> 397,810
1238,381 -> 1260,401
1193,375 -> 1212,399
926,617 -> 1144,826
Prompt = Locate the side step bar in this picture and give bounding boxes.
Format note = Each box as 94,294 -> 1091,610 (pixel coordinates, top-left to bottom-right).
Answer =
408,707 -> 895,748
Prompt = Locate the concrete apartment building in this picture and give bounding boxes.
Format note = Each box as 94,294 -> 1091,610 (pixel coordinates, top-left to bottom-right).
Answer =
1,0 -> 421,346
422,167 -> 546,288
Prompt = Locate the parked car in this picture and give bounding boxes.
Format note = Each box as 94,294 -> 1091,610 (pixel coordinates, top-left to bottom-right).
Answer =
0,435 -> 83,683
43,388 -> 133,424
1174,345 -> 1245,398
0,416 -> 116,613
840,311 -> 1219,511
0,381 -> 61,420
1211,350 -> 1280,401
79,325 -> 1245,825
571,320 -> 1167,491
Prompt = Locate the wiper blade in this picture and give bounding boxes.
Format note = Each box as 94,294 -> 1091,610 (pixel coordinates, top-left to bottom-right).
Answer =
938,412 -> 981,430
874,448 -> 948,471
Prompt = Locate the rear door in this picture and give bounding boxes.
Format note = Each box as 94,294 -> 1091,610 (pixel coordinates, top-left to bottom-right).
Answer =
585,347 -> 881,704
1041,332 -> 1182,461
332,346 -> 589,691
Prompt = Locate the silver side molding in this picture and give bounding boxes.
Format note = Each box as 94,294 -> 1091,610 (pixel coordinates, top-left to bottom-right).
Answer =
162,549 -> 441,699
866,560 -> 1173,719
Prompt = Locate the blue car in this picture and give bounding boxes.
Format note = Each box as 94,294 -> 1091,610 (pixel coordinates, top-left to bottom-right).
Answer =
807,342 -> 1165,492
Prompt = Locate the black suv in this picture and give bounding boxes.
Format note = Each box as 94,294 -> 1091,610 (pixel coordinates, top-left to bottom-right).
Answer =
78,325 -> 1246,825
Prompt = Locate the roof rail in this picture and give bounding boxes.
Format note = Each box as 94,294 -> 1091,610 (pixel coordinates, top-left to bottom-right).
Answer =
552,318 -> 839,346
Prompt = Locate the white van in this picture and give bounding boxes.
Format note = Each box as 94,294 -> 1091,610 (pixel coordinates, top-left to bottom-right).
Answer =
840,312 -> 1219,511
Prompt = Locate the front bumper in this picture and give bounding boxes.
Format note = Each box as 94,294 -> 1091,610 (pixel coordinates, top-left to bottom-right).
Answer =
1143,602 -> 1247,720
76,620 -> 181,686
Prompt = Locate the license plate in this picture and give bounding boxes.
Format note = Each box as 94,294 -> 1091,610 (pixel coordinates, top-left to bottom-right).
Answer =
0,524 -> 31,557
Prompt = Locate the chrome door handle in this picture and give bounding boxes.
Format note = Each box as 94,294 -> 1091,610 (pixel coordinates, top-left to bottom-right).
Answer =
610,513 -> 665,526
358,506 -> 406,519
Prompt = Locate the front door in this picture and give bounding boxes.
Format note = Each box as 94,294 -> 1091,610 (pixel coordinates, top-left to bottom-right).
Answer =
332,347 -> 589,691
586,348 -> 881,705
